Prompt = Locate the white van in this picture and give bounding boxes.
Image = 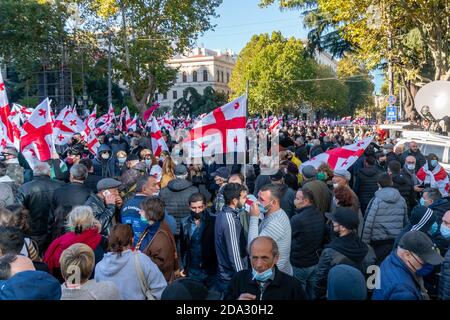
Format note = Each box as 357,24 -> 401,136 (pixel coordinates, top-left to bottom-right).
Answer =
395,130 -> 450,173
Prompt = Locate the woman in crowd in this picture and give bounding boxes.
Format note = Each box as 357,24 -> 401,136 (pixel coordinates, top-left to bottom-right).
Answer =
94,224 -> 167,300
43,206 -> 107,282
136,197 -> 179,283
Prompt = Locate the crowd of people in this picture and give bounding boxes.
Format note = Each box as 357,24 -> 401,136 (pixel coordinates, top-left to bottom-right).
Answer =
0,122 -> 449,301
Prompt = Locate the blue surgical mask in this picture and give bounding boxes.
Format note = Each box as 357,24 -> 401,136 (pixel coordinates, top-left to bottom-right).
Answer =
440,224 -> 450,239
430,222 -> 439,235
118,157 -> 126,165
258,203 -> 266,215
145,159 -> 151,166
415,263 -> 434,277
430,160 -> 438,167
252,267 -> 273,282
420,198 -> 426,206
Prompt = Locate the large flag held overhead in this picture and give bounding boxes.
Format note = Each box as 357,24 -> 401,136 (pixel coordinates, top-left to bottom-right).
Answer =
300,136 -> 374,172
0,72 -> 14,149
20,98 -> 55,164
150,117 -> 168,157
417,163 -> 450,197
95,105 -> 115,135
53,107 -> 87,145
143,102 -> 160,122
183,95 -> 247,158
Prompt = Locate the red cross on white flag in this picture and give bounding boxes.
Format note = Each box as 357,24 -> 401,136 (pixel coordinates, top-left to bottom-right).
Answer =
0,72 -> 15,150
183,95 -> 247,158
20,98 -> 55,164
299,136 -> 374,172
150,117 -> 168,157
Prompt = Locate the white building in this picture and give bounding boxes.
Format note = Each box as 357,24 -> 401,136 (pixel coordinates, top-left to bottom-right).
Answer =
157,47 -> 237,109
314,50 -> 339,73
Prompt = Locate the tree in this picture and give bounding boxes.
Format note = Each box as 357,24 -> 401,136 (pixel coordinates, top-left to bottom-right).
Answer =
79,0 -> 222,115
229,32 -> 318,115
173,86 -> 228,117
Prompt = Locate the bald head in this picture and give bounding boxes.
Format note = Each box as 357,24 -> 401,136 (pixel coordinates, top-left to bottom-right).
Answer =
250,236 -> 279,273
409,141 -> 419,152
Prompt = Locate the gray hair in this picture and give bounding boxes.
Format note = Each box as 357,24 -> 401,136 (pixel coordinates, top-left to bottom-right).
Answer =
32,161 -> 51,176
66,206 -> 99,233
249,236 -> 279,258
70,164 -> 88,181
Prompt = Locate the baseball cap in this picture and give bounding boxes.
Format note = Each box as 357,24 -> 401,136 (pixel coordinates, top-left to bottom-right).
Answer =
301,165 -> 317,179
398,230 -> 444,265
325,207 -> 360,230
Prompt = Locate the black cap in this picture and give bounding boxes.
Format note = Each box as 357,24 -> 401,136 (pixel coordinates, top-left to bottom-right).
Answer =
398,230 -> 444,265
126,154 -> 140,162
270,170 -> 284,182
325,207 -> 359,230
161,278 -> 208,300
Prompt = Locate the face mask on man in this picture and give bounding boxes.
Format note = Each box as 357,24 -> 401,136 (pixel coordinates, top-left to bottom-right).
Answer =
415,263 -> 434,277
118,157 -> 126,165
101,153 -> 110,160
333,183 -> 339,189
252,266 -> 274,282
406,163 -> 415,171
440,224 -> 450,239
144,159 -> 152,166
420,197 -> 426,206
190,210 -> 203,220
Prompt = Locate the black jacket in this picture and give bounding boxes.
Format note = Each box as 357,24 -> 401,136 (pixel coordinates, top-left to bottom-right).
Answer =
429,199 -> 450,224
278,184 -> 296,219
310,145 -> 324,158
354,166 -> 382,215
314,232 -> 376,299
179,210 -> 217,275
295,145 -> 308,163
84,173 -> 102,194
159,178 -> 200,235
16,176 -> 64,237
224,266 -> 306,300
290,205 -> 325,268
392,173 -> 416,212
84,194 -> 115,236
52,182 -> 92,210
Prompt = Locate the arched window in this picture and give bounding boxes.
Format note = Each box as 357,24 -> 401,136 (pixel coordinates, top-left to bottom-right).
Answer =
227,73 -> 230,83
182,71 -> 187,83
193,71 -> 197,82
217,71 -> 220,82
203,70 -> 208,82
221,71 -> 224,83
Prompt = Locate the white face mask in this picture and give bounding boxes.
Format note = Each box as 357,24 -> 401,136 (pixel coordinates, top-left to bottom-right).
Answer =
333,183 -> 339,189
406,163 -> 415,171
152,190 -> 160,196
101,153 -> 110,160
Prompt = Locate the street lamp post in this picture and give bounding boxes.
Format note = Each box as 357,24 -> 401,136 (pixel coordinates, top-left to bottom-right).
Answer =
107,31 -> 112,108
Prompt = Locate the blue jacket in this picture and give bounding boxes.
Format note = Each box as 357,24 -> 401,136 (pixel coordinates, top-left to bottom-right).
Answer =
215,206 -> 248,282
120,194 -> 177,244
439,249 -> 450,300
372,251 -> 424,300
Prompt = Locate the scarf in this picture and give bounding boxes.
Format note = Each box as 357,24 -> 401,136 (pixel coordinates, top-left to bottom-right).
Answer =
417,163 -> 450,197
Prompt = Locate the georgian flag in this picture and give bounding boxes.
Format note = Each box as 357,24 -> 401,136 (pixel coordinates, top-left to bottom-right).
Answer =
128,114 -> 138,132
20,98 -> 55,164
0,72 -> 14,149
53,108 -> 87,145
417,163 -> 450,197
268,116 -> 280,133
183,95 -> 247,158
150,117 -> 168,157
300,136 -> 374,172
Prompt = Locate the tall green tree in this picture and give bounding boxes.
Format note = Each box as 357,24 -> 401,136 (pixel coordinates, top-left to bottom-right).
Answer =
79,0 -> 222,115
229,32 -> 318,115
173,86 -> 228,117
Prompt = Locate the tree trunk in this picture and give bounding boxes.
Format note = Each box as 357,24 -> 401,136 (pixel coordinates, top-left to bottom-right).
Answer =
401,75 -> 419,121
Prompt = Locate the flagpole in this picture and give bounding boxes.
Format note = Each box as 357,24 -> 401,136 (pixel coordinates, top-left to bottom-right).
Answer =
244,80 -> 249,186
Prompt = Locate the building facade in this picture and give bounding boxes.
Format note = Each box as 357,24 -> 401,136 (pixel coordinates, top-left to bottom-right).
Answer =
157,47 -> 237,109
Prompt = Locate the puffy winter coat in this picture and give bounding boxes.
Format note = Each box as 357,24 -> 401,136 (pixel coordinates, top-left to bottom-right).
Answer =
361,187 -> 408,244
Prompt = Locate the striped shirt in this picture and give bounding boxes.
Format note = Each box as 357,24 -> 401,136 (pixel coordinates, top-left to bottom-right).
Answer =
248,208 -> 293,276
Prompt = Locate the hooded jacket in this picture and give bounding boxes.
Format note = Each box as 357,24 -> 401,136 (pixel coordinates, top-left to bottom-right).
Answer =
391,173 -> 416,212
92,144 -> 119,178
314,232 -> 375,299
354,166 -> 382,215
362,187 -> 409,244
94,249 -> 167,300
159,178 -> 199,234
0,271 -> 61,300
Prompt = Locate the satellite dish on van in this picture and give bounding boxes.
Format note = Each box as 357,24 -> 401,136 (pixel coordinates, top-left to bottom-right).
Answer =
414,80 -> 450,120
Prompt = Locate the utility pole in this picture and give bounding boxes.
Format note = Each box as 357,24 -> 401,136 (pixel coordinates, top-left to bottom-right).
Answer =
107,31 -> 112,108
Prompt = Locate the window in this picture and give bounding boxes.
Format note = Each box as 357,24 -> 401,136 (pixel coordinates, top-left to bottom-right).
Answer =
423,144 -> 444,161
173,90 -> 177,99
193,71 -> 197,82
155,93 -> 158,101
217,71 -> 220,82
163,92 -> 167,100
182,72 -> 187,83
227,73 -> 230,83
203,70 -> 208,82
221,71 -> 224,83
